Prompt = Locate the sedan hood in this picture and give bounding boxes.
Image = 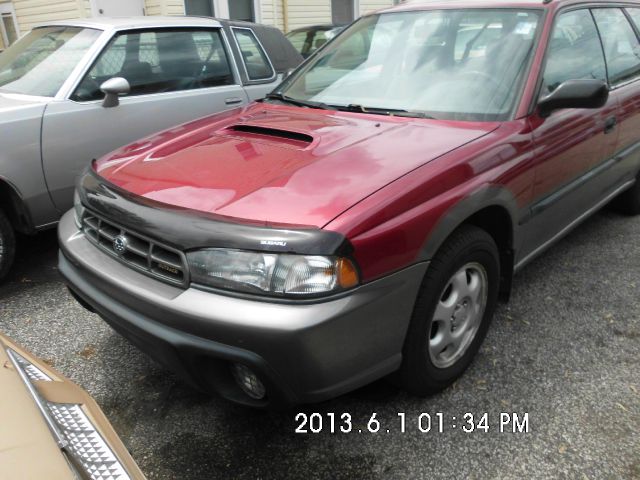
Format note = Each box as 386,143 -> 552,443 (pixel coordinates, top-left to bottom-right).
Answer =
95,103 -> 499,227
0,91 -> 48,113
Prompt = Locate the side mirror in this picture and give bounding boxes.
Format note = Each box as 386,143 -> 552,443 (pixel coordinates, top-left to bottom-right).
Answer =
100,77 -> 130,108
538,79 -> 609,118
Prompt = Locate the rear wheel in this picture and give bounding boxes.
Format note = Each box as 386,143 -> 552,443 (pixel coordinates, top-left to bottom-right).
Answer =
612,175 -> 640,215
398,225 -> 500,395
0,209 -> 15,282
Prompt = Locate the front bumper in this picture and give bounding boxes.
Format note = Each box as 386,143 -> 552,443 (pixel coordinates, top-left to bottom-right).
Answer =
58,211 -> 427,407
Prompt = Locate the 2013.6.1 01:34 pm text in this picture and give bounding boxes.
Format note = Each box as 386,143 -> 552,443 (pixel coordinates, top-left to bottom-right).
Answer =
294,412 -> 530,434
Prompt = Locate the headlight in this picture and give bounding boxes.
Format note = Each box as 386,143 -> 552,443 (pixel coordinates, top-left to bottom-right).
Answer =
187,249 -> 359,297
73,190 -> 85,228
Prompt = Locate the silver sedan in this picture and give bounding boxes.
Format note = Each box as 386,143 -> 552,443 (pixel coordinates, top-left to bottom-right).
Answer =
0,16 -> 302,280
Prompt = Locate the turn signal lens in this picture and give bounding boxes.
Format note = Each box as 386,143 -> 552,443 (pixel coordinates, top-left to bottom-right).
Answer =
338,258 -> 359,288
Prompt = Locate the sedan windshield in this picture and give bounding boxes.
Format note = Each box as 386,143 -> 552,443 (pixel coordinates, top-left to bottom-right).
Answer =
280,9 -> 541,121
0,26 -> 101,97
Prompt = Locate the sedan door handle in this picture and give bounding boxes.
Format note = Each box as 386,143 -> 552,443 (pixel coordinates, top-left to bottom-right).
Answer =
225,97 -> 243,106
604,116 -> 617,134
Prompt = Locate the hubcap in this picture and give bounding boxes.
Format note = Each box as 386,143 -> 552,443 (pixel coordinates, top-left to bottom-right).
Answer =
428,262 -> 488,369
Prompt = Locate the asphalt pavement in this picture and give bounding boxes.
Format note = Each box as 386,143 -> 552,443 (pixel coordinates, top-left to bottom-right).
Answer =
0,208 -> 638,480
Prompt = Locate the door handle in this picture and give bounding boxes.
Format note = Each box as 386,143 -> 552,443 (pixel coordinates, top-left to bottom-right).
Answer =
225,97 -> 243,105
604,116 -> 617,134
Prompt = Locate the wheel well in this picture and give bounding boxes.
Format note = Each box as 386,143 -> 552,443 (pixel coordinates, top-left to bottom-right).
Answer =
0,180 -> 33,234
463,206 -> 514,301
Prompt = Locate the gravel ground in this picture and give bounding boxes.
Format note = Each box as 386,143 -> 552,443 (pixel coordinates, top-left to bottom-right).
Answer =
0,208 -> 638,480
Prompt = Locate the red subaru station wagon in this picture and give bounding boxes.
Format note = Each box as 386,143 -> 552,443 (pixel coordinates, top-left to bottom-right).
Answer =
60,0 -> 640,406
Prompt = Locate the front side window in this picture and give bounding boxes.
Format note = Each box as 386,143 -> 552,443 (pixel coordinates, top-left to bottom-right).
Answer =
280,9 -> 542,121
540,9 -> 607,97
233,28 -> 274,81
73,28 -> 234,101
592,8 -> 640,86
0,26 -> 101,97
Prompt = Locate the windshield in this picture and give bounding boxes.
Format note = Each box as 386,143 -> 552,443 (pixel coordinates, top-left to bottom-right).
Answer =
279,9 -> 541,121
0,26 -> 101,97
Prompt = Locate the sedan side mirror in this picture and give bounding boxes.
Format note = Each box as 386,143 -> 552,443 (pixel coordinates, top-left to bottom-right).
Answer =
538,79 -> 609,118
100,77 -> 130,108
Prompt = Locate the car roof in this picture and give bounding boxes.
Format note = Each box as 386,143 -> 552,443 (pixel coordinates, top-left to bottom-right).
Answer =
377,0 -> 640,11
37,16 -> 223,31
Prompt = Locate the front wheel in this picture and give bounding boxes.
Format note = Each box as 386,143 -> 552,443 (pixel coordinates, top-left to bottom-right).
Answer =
0,209 -> 16,282
398,225 -> 500,396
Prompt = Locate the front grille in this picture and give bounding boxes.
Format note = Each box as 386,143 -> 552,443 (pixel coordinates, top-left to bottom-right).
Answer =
82,211 -> 188,287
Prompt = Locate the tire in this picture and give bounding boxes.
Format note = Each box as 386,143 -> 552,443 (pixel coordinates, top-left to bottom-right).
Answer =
398,225 -> 500,396
0,209 -> 16,282
612,175 -> 640,215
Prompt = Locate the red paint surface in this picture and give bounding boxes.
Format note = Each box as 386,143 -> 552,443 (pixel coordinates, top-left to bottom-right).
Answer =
93,0 -> 636,282
95,103 -> 499,229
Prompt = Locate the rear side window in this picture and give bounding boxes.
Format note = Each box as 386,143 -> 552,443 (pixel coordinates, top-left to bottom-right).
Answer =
287,30 -> 308,53
72,28 -> 234,101
232,28 -> 274,81
592,8 -> 640,86
540,9 -> 606,97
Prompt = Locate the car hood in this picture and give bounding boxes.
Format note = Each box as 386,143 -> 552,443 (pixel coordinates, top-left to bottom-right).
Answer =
0,91 -> 48,113
95,103 -> 499,228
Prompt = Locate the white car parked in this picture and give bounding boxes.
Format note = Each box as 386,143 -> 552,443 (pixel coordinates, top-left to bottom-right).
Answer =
0,16 -> 302,280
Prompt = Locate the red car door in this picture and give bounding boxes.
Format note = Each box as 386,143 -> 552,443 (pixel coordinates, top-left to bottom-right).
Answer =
521,8 -> 618,262
594,7 -> 640,189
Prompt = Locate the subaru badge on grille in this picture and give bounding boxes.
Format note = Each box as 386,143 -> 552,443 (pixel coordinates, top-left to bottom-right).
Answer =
113,235 -> 128,255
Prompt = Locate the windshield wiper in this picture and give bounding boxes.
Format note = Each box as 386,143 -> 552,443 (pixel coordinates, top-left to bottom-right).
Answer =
337,104 -> 436,119
264,93 -> 334,111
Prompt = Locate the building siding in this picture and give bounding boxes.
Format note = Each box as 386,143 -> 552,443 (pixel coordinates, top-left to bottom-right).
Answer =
144,0 -> 163,16
164,0 -> 185,15
11,0 -> 86,33
260,0 -> 396,32
286,0 -> 331,30
260,0 -> 284,31
3,0 -> 398,39
359,0 -> 394,15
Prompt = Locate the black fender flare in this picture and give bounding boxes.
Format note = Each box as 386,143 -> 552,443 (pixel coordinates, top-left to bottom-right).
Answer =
417,185 -> 523,300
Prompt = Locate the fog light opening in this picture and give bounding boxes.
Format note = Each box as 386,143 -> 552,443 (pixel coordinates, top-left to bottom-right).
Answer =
232,363 -> 266,400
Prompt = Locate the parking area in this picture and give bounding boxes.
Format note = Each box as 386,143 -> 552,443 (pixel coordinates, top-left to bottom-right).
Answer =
0,208 -> 638,480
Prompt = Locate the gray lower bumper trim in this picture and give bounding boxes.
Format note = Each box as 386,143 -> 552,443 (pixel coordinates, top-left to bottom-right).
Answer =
58,210 -> 428,406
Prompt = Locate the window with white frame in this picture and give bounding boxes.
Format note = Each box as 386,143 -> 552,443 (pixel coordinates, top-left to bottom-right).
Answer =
0,3 -> 19,49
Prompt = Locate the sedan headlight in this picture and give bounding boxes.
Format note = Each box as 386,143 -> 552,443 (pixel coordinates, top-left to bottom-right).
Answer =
73,190 -> 85,228
187,249 -> 359,297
